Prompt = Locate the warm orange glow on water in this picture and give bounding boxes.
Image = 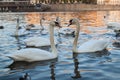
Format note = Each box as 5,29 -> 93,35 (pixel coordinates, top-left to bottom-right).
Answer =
24,11 -> 120,33
25,11 -> 103,27
25,13 -> 40,25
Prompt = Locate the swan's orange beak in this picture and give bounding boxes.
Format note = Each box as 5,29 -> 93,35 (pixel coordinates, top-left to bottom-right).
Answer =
55,21 -> 62,28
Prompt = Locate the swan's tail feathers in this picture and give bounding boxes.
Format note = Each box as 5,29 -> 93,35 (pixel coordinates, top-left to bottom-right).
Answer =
0,53 -> 14,60
6,56 -> 15,61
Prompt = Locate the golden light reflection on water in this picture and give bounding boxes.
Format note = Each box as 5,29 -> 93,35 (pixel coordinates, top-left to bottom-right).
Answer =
25,13 -> 40,25
25,12 -> 105,26
108,11 -> 120,22
24,11 -> 120,33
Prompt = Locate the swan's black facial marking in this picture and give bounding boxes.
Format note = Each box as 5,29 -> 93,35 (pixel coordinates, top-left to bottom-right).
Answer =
69,19 -> 73,24
54,21 -> 62,28
68,19 -> 73,27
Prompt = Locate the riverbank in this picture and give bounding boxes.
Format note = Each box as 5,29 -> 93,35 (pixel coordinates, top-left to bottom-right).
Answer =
0,2 -> 51,12
49,4 -> 120,12
1,3 -> 120,12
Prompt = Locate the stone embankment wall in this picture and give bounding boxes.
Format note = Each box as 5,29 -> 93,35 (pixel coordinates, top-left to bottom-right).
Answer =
49,4 -> 120,11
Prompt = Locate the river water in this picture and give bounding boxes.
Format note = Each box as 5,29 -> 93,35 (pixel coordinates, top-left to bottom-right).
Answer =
0,11 -> 120,80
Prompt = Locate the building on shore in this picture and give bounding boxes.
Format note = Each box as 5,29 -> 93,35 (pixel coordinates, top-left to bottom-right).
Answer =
0,0 -> 30,11
0,0 -> 51,12
0,0 -> 120,12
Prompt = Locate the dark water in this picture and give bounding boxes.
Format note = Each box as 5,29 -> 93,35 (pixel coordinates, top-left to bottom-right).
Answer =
0,11 -> 120,80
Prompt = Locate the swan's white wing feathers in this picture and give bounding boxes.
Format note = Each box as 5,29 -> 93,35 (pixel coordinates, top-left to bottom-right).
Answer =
78,39 -> 109,53
24,37 -> 57,47
107,22 -> 120,30
24,37 -> 50,47
18,29 -> 29,36
6,48 -> 55,62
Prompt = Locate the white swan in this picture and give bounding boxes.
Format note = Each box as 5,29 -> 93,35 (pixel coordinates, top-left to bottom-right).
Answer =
24,18 -> 59,47
104,15 -> 120,30
26,17 -> 45,30
6,21 -> 60,62
106,22 -> 120,39
12,18 -> 29,37
17,26 -> 29,36
26,17 -> 48,35
68,18 -> 110,53
26,23 -> 41,30
24,36 -> 58,47
104,15 -> 120,35
107,22 -> 120,30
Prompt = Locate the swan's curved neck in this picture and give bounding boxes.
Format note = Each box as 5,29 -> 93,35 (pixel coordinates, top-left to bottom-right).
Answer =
40,18 -> 44,30
49,25 -> 57,56
15,20 -> 19,36
73,23 -> 80,52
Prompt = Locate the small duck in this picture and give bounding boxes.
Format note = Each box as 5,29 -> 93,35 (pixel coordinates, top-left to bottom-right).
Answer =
58,27 -> 75,37
112,41 -> 120,48
25,24 -> 35,30
114,29 -> 120,39
19,73 -> 31,80
0,26 -> 4,29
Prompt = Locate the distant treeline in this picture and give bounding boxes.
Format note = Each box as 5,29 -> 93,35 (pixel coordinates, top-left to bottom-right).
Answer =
35,0 -> 97,4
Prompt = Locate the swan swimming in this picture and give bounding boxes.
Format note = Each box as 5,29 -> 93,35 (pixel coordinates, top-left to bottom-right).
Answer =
26,17 -> 48,35
24,18 -> 60,47
68,18 -> 110,53
26,17 -> 48,32
5,21 -> 61,62
24,29 -> 58,47
24,36 -> 58,47
12,18 -> 29,37
107,22 -> 120,30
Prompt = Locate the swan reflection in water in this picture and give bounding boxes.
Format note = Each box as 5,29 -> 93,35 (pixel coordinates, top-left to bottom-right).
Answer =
7,59 -> 57,80
72,53 -> 81,79
50,63 -> 56,80
88,49 -> 111,57
15,36 -> 22,50
6,49 -> 110,80
71,49 -> 111,79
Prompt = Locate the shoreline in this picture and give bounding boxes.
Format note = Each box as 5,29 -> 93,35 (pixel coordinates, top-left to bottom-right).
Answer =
1,4 -> 120,12
49,4 -> 120,12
